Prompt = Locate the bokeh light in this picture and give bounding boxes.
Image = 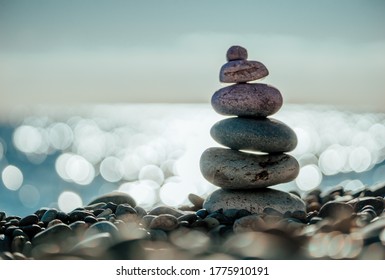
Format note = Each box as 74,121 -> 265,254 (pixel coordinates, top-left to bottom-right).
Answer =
119,180 -> 158,209
296,164 -> 322,191
159,180 -> 197,207
18,184 -> 40,208
58,191 -> 83,212
100,156 -> 124,182
2,165 -> 23,191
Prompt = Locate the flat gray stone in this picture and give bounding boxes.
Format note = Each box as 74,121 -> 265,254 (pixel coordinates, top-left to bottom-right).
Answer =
226,45 -> 248,61
200,147 -> 299,189
88,192 -> 136,207
220,60 -> 268,83
211,83 -> 282,117
203,188 -> 306,214
210,117 -> 297,153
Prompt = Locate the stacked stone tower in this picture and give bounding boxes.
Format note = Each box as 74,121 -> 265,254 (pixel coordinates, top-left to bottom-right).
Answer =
200,46 -> 305,214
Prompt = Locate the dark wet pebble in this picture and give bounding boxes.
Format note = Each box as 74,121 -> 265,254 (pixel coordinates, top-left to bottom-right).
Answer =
203,217 -> 220,229
347,197 -> 384,215
84,215 -> 98,224
103,202 -> 118,213
5,225 -> 19,236
41,209 -> 58,224
47,219 -> 63,228
0,212 -> 5,221
19,214 -> 38,227
134,206 -> 147,218
34,208 -> 48,219
318,201 -> 353,220
0,234 -> 11,252
207,212 -> 233,225
263,207 -> 283,217
69,221 -> 88,236
177,213 -> 198,224
150,214 -> 179,231
141,215 -> 156,228
209,225 -> 233,238
84,221 -> 119,241
148,206 -> 185,218
196,209 -> 209,219
5,219 -> 19,227
32,223 -> 73,248
115,204 -> 138,223
291,210 -> 307,221
88,192 -> 136,208
69,210 -> 93,223
97,208 -> 113,218
11,235 -> 28,253
12,228 -> 28,238
20,224 -> 42,239
84,202 -> 107,211
56,211 -> 69,223
307,201 -> 321,212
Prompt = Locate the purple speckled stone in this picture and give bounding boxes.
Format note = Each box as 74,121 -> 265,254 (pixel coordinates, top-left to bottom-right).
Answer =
210,117 -> 297,153
226,45 -> 248,61
199,147 -> 299,190
220,60 -> 268,83
211,83 -> 282,117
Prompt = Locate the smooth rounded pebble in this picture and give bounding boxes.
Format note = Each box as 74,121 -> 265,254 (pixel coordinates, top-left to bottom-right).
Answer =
226,45 -> 248,61
318,201 -> 354,220
200,147 -> 299,189
347,197 -> 384,215
203,188 -> 306,214
88,192 -> 136,208
211,83 -> 283,117
149,214 -> 179,231
210,117 -> 297,153
220,60 -> 268,83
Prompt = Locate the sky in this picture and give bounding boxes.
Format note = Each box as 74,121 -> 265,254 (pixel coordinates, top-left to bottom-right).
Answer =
0,0 -> 384,111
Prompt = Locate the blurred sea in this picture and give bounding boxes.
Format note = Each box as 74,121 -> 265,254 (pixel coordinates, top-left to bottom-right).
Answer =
1,103 -> 385,217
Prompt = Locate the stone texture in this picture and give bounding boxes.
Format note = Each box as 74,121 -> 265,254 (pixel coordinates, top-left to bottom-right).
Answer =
220,60 -> 268,83
200,147 -> 299,189
203,188 -> 306,214
88,192 -> 136,208
210,117 -> 297,153
226,45 -> 248,61
347,197 -> 384,215
318,201 -> 354,220
211,83 -> 283,117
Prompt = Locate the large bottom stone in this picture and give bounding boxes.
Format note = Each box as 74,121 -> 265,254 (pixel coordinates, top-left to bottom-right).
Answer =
200,147 -> 299,189
203,188 -> 306,214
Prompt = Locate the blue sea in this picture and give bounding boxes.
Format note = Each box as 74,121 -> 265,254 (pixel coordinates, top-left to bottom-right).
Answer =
1,104 -> 385,217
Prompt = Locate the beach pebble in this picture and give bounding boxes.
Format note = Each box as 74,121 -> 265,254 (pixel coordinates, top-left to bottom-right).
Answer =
32,223 -> 73,248
226,45 -> 248,61
203,188 -> 306,214
220,60 -> 268,83
200,147 -> 299,189
19,214 -> 39,227
347,197 -> 384,215
115,204 -> 138,223
84,221 -> 119,241
40,209 -> 58,224
148,206 -> 185,218
188,193 -> 204,209
318,201 -> 354,220
149,214 -> 179,231
211,83 -> 283,117
233,215 -> 266,233
211,117 -> 297,153
88,192 -> 136,208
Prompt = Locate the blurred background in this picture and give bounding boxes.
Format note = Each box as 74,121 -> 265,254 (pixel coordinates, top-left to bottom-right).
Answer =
0,0 -> 384,216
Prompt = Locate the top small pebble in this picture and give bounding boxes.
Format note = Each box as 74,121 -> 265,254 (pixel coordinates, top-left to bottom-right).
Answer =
226,45 -> 248,61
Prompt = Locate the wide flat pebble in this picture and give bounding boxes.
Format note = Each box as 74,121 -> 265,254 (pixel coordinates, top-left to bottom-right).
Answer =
211,83 -> 282,117
203,188 -> 306,214
220,60 -> 268,83
210,117 -> 297,153
200,147 -> 299,189
88,192 -> 136,207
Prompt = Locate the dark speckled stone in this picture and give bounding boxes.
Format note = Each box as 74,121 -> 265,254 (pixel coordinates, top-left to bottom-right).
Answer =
200,147 -> 299,189
210,117 -> 297,153
226,45 -> 248,61
203,188 -> 306,214
220,60 -> 269,83
211,83 -> 283,117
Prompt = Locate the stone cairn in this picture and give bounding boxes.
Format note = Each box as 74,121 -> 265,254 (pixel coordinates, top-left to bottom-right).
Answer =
200,45 -> 306,214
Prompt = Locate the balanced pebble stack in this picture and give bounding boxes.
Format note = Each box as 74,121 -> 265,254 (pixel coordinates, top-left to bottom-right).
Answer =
200,45 -> 306,214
